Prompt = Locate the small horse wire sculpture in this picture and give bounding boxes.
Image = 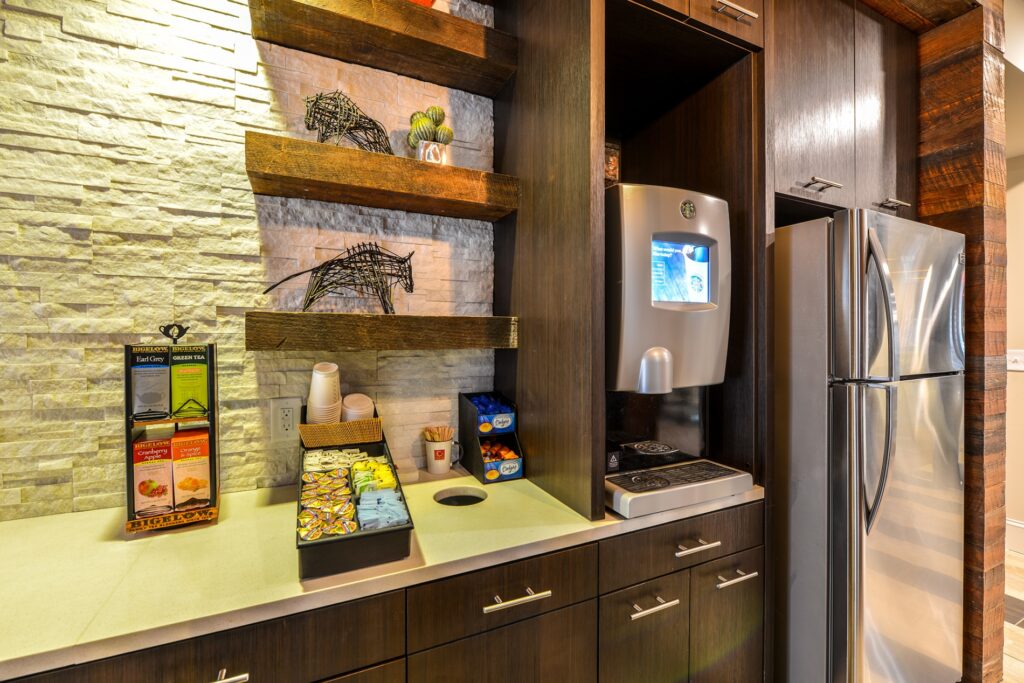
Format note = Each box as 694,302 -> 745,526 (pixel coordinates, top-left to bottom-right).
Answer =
263,242 -> 415,314
304,91 -> 394,155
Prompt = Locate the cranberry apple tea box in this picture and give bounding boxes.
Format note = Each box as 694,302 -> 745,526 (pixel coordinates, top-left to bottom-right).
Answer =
133,431 -> 174,517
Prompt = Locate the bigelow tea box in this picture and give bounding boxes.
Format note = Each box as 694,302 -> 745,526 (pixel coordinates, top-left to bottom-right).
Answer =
172,428 -> 211,511
130,345 -> 169,421
133,430 -> 174,517
170,345 -> 209,418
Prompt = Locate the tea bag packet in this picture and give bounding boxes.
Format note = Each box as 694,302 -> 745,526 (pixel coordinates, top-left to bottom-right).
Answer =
170,345 -> 209,418
130,346 -> 170,421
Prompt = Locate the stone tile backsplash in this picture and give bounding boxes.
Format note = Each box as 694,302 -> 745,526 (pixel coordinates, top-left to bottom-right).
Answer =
0,0 -> 496,520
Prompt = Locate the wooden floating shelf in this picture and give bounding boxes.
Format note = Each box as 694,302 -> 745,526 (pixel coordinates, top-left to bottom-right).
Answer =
246,132 -> 519,221
249,0 -> 516,97
245,312 -> 519,351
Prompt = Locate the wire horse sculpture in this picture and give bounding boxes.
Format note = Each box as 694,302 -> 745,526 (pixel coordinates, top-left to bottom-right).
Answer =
264,243 -> 414,314
304,91 -> 394,155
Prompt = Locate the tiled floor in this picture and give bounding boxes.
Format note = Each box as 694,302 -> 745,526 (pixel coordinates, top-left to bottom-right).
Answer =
1006,550 -> 1024,681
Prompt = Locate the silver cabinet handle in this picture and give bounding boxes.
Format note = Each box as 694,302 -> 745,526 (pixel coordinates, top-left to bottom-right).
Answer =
713,0 -> 759,20
675,538 -> 722,558
807,176 -> 844,190
716,569 -> 759,590
213,671 -> 249,683
482,587 -> 552,614
630,595 -> 681,621
879,197 -> 911,210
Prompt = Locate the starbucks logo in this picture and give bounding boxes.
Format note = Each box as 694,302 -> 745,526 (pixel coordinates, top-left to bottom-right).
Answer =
680,200 -> 696,219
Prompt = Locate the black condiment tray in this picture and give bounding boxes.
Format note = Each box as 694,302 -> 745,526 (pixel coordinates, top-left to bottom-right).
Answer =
296,439 -> 414,580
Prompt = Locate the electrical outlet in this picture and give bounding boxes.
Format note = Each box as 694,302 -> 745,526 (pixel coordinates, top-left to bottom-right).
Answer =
270,397 -> 303,443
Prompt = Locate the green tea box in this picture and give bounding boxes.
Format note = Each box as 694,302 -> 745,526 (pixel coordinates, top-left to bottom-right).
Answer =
170,345 -> 209,418
130,345 -> 170,421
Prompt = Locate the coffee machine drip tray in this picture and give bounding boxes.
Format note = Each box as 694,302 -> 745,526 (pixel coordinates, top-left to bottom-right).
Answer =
605,460 -> 753,518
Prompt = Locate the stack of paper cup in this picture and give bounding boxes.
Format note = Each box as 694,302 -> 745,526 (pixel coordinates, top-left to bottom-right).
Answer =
307,362 -> 342,424
342,393 -> 375,422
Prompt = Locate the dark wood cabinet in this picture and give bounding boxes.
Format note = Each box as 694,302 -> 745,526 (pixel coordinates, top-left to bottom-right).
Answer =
854,1 -> 918,218
598,501 -> 764,594
21,591 -> 405,683
407,543 -> 598,652
599,570 -> 691,683
689,0 -> 764,48
689,546 -> 764,682
771,0 -> 856,208
325,659 -> 406,683
22,508 -> 764,683
407,601 -> 598,683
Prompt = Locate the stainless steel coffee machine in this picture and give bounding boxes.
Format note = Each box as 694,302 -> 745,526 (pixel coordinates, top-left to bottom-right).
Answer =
604,184 -> 751,518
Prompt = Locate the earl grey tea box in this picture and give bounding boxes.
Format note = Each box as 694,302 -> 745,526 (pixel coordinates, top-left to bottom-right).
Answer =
170,345 -> 209,418
130,345 -> 170,421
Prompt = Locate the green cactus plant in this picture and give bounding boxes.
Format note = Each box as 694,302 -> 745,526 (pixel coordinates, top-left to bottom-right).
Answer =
410,119 -> 436,145
425,106 -> 445,126
406,106 -> 454,151
434,125 -> 454,145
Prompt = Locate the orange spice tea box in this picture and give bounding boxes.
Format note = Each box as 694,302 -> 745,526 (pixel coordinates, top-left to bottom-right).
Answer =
171,428 -> 211,511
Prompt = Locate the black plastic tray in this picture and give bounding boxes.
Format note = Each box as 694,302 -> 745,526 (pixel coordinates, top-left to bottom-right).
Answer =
296,440 -> 414,580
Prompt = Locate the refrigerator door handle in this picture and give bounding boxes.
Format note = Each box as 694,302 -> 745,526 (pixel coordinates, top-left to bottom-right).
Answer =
865,385 -> 897,534
865,228 -> 900,381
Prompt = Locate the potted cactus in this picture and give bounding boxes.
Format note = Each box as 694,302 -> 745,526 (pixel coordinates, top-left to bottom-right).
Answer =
408,106 -> 454,165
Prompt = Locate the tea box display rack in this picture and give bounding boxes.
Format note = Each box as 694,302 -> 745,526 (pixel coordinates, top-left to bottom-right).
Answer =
122,343 -> 220,534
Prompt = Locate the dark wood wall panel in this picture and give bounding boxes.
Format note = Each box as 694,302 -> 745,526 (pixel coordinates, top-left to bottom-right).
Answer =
917,7 -> 1006,682
493,0 -> 606,520
620,57 -> 763,481
859,0 -> 978,33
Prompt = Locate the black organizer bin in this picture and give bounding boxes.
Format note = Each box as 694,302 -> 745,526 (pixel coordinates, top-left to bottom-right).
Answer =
458,391 -> 525,485
296,439 -> 414,580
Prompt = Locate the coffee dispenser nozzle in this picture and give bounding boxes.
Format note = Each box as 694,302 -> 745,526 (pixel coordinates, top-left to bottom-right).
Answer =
637,347 -> 673,394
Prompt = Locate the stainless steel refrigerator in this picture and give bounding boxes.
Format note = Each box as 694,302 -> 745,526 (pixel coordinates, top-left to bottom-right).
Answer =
774,209 -> 965,682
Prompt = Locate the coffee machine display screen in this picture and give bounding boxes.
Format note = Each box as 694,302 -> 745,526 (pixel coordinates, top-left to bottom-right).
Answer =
651,239 -> 710,304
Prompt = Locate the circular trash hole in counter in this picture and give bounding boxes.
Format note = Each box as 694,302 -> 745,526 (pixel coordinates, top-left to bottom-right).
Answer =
434,486 -> 488,507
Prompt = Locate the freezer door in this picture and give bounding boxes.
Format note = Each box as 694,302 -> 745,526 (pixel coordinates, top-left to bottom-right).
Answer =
832,210 -> 965,380
859,375 -> 964,682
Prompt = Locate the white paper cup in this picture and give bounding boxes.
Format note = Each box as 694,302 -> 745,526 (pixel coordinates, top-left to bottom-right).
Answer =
341,393 -> 374,421
306,400 -> 341,424
343,393 -> 373,410
342,406 -> 374,422
308,363 -> 341,407
424,439 -> 453,475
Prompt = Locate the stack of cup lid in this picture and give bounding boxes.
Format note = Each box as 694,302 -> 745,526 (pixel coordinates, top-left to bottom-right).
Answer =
307,362 -> 342,424
342,393 -> 375,422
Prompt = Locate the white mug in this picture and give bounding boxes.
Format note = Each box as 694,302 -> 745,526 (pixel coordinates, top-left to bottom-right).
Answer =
424,439 -> 453,475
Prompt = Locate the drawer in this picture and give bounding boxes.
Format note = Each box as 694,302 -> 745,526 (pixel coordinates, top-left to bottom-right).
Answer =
407,543 -> 598,652
599,501 -> 763,593
22,591 -> 405,683
599,571 -> 690,682
408,601 -> 598,683
689,0 -> 764,48
325,659 -> 406,683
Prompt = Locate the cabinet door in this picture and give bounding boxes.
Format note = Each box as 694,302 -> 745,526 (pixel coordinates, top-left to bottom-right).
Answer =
854,2 -> 918,219
772,0 -> 856,208
689,0 -> 764,48
599,571 -> 690,683
407,601 -> 597,683
689,546 -> 764,682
